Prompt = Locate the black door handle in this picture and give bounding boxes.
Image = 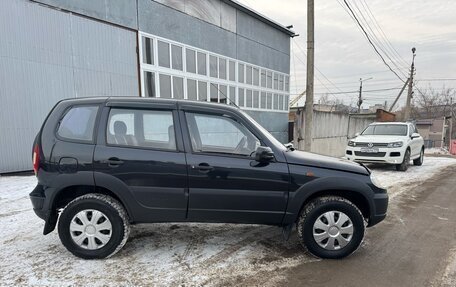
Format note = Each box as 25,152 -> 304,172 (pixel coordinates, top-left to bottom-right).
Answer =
193,163 -> 214,172
107,157 -> 124,167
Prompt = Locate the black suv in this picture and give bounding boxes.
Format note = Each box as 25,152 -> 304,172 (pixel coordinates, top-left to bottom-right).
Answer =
30,97 -> 388,259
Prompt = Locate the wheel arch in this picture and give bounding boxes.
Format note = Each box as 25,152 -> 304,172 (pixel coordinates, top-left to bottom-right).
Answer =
283,177 -> 375,226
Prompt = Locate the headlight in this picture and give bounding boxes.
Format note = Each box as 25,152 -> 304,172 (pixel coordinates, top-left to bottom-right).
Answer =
370,173 -> 386,189
387,141 -> 403,148
348,140 -> 356,147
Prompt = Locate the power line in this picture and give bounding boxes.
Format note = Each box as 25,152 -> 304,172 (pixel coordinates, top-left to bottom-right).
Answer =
359,0 -> 409,68
349,0 -> 409,77
340,0 -> 406,82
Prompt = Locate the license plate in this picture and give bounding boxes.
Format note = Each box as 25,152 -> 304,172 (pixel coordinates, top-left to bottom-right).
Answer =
360,147 -> 379,153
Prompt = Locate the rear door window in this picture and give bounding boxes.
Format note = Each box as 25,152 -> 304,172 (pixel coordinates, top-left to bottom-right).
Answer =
57,106 -> 98,142
107,108 -> 176,151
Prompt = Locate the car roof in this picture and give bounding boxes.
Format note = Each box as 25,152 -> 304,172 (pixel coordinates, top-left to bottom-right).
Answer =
59,97 -> 241,112
369,122 -> 410,125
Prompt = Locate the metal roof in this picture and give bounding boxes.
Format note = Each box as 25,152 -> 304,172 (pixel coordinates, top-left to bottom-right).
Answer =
223,0 -> 296,37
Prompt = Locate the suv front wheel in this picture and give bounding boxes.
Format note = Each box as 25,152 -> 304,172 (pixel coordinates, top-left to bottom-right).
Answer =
57,194 -> 130,259
297,196 -> 365,259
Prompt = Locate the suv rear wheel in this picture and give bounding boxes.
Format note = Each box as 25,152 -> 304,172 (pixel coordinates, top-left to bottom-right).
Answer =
297,196 -> 365,259
57,194 -> 130,259
413,148 -> 424,166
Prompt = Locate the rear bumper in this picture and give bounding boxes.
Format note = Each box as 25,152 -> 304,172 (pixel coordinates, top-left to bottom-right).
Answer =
30,185 -> 47,220
30,184 -> 57,235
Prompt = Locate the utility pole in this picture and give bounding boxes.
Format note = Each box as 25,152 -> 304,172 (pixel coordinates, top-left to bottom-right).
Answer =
450,97 -> 454,142
357,77 -> 373,113
404,47 -> 416,121
304,0 -> 314,152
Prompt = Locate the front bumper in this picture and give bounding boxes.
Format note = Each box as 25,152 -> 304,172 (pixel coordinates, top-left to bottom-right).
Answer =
345,146 -> 404,164
369,192 -> 389,226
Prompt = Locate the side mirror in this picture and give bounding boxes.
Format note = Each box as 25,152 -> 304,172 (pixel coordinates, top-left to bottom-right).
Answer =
255,146 -> 274,162
354,132 -> 360,137
411,132 -> 420,139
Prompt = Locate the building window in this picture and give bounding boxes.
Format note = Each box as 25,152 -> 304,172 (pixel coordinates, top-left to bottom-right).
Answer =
238,63 -> 245,83
267,71 -> 273,89
260,92 -> 266,109
142,36 -> 153,65
210,83 -> 218,102
197,52 -> 207,75
220,85 -> 227,103
229,61 -> 235,81
219,58 -> 227,80
260,70 -> 266,87
229,86 -> 236,105
144,71 -> 156,98
253,90 -> 259,108
238,88 -> 245,107
139,33 -> 290,112
267,93 -> 273,109
186,49 -> 196,73
273,93 -> 279,110
253,67 -> 259,86
187,79 -> 197,100
279,74 -> 284,91
246,65 -> 253,85
158,41 -> 170,68
210,55 -> 218,78
246,89 -> 253,107
273,73 -> 279,90
198,81 -> 207,101
171,45 -> 183,71
159,74 -> 172,98
173,76 -> 184,99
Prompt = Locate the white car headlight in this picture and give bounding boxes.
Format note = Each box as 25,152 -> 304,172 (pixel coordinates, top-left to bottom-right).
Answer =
348,140 -> 356,147
370,173 -> 386,189
387,141 -> 403,148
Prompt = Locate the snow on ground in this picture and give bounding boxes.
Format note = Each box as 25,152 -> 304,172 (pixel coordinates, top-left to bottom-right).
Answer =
367,156 -> 456,199
0,156 -> 455,286
425,147 -> 450,155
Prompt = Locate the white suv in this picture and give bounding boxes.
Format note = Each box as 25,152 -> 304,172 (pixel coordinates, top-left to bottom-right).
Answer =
345,122 -> 425,171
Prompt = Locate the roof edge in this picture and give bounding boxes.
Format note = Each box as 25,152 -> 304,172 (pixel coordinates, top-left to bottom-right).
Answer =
223,0 -> 296,37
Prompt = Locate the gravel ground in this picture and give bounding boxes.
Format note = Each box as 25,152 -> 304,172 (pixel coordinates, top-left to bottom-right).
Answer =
0,156 -> 455,286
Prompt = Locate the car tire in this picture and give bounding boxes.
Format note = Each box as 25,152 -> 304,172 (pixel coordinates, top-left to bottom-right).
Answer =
57,193 -> 130,259
396,149 -> 410,171
413,148 -> 424,166
297,196 -> 365,259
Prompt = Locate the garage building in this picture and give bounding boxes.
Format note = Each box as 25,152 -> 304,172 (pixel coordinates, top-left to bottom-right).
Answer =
0,0 -> 294,173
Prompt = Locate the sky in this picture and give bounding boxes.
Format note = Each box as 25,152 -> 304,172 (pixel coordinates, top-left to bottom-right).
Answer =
237,0 -> 456,109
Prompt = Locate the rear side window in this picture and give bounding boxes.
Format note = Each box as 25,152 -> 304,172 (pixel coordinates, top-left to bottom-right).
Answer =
107,108 -> 176,151
57,106 -> 98,142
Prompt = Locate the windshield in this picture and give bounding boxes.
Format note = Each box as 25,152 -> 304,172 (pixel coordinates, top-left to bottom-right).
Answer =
361,124 -> 408,136
240,110 -> 287,150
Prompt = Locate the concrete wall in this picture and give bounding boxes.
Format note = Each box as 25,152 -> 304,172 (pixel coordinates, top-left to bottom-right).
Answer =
294,110 -> 375,157
0,0 -> 138,173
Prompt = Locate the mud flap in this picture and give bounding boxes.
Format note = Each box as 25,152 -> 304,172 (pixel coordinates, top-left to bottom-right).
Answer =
282,224 -> 293,241
43,210 -> 58,235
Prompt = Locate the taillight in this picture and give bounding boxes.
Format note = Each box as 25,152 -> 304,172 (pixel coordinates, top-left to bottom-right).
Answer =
33,144 -> 40,175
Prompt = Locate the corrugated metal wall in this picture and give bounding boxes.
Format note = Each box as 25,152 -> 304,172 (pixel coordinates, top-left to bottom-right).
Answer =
0,0 -> 138,173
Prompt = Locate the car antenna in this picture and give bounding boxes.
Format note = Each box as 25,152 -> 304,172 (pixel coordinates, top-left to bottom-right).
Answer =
209,83 -> 241,109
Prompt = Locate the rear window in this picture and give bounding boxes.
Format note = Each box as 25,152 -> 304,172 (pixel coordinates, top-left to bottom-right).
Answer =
57,106 -> 98,142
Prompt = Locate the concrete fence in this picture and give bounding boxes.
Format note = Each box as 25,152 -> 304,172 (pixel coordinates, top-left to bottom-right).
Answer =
293,110 -> 376,157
